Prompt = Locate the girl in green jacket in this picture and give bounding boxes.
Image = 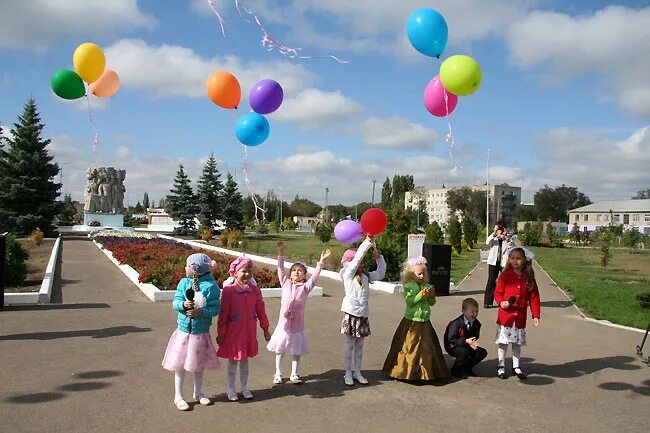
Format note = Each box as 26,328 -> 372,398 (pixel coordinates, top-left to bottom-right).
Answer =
382,256 -> 449,381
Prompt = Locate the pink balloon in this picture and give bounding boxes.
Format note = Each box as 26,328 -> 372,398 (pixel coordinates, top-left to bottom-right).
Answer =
89,69 -> 120,98
423,75 -> 458,117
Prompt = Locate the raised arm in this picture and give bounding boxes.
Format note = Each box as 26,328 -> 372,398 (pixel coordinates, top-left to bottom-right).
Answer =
276,241 -> 288,285
341,238 -> 373,280
305,249 -> 331,292
368,252 -> 386,282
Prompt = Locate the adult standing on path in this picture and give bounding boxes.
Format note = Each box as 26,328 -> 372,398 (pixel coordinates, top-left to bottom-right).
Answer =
484,223 -> 506,309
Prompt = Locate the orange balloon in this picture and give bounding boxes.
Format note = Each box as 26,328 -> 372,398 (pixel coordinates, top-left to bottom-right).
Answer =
206,70 -> 241,109
89,69 -> 120,98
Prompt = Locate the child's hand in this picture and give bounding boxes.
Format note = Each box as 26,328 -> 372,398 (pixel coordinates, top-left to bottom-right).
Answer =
321,249 -> 331,262
277,240 -> 284,252
263,329 -> 271,341
183,300 -> 194,309
533,318 -> 540,327
466,337 -> 478,349
500,301 -> 510,309
372,249 -> 381,260
216,335 -> 223,345
186,308 -> 202,318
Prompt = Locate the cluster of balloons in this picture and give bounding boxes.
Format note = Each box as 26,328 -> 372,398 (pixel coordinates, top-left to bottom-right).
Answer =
206,71 -> 284,147
334,208 -> 388,244
406,8 -> 482,117
51,43 -> 120,100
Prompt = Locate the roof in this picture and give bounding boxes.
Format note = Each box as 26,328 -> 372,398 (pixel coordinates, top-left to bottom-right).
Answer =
569,199 -> 650,213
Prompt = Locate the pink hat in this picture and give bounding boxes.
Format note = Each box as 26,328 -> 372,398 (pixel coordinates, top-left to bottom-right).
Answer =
229,256 -> 253,277
341,248 -> 357,265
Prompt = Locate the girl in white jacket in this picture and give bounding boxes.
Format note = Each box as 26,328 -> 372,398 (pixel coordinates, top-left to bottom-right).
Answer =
339,236 -> 386,386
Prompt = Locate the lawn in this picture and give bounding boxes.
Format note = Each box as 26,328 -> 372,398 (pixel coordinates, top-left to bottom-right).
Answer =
530,246 -> 650,329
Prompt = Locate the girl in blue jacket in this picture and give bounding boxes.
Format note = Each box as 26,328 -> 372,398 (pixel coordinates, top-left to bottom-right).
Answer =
162,253 -> 221,411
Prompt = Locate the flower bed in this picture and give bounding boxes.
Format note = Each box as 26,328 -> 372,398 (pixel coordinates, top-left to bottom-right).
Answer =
92,234 -> 279,289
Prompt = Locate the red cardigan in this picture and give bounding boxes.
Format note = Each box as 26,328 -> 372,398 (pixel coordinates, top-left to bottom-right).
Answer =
494,268 -> 541,328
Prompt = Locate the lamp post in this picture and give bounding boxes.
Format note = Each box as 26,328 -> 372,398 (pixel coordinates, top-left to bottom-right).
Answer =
371,179 -> 376,205
486,148 -> 490,235
325,187 -> 329,223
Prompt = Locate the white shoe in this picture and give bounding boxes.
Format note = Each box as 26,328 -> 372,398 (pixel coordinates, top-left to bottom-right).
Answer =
227,391 -> 239,401
241,389 -> 254,400
289,374 -> 302,384
193,394 -> 211,405
273,374 -> 283,384
174,398 -> 190,411
353,372 -> 368,384
344,373 -> 354,386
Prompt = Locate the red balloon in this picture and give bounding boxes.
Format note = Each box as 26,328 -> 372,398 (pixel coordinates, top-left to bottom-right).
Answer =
360,208 -> 388,236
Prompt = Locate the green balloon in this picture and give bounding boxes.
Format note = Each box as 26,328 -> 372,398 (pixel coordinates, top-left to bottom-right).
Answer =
51,69 -> 86,100
439,55 -> 482,97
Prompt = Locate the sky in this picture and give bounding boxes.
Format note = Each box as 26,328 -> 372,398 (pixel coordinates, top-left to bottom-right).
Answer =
1,0 -> 649,208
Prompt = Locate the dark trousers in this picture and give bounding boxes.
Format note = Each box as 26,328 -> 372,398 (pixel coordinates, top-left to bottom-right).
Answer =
448,344 -> 488,372
484,263 -> 501,306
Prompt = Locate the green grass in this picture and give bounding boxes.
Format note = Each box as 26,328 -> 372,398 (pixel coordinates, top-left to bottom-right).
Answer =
530,246 -> 650,329
451,249 -> 481,285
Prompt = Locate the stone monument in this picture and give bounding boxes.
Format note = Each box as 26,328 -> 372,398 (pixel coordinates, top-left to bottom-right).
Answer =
83,167 -> 126,228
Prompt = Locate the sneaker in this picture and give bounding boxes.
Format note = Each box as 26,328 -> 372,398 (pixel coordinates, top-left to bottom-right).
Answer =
344,373 -> 354,386
512,368 -> 527,380
226,391 -> 239,401
273,374 -> 283,384
289,374 -> 302,384
497,367 -> 507,379
241,389 -> 254,400
193,394 -> 211,405
174,398 -> 190,411
352,372 -> 369,384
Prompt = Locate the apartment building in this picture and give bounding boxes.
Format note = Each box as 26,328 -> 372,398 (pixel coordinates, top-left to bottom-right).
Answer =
568,199 -> 650,233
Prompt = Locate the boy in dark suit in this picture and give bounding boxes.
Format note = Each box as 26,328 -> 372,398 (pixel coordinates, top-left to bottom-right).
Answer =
444,297 -> 488,379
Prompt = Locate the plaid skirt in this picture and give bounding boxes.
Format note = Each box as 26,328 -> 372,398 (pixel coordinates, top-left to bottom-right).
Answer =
341,313 -> 371,338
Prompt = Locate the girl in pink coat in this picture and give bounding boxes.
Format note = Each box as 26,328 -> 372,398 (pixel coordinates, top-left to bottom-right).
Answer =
216,256 -> 271,401
267,241 -> 331,384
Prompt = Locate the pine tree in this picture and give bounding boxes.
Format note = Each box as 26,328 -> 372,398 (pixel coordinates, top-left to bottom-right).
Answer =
196,153 -> 224,229
134,201 -> 144,213
158,197 -> 167,209
166,165 -> 198,233
142,192 -> 150,210
222,173 -> 243,230
0,99 -> 61,235
56,194 -> 76,225
448,217 -> 463,254
381,177 -> 392,209
425,221 -> 444,244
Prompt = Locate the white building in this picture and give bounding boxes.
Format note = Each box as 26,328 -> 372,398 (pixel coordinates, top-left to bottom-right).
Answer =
568,199 -> 650,233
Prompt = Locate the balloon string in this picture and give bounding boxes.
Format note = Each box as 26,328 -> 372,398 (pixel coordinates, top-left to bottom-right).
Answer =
241,145 -> 266,222
443,90 -> 461,174
207,0 -> 227,36
85,92 -> 100,165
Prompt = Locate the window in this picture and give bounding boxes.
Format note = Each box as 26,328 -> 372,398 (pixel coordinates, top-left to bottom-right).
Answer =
645,214 -> 650,223
632,214 -> 640,222
604,214 -> 609,221
583,214 -> 588,222
574,214 -> 579,222
596,214 -> 602,222
614,214 -> 620,223
623,214 -> 630,224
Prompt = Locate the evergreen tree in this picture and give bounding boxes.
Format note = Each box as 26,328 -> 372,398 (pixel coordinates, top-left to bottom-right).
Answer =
380,177 -> 392,209
158,197 -> 167,209
425,221 -> 444,244
197,154 -> 224,229
56,194 -> 76,225
0,99 -> 61,235
166,164 -> 198,233
142,192 -> 150,210
462,217 -> 479,248
448,217 -> 463,254
222,173 -> 244,230
134,201 -> 144,213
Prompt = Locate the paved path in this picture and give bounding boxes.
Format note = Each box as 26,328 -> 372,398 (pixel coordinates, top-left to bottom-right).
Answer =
1,238 -> 648,433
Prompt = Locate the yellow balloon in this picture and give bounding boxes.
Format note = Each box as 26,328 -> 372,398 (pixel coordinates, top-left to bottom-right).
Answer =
73,43 -> 106,83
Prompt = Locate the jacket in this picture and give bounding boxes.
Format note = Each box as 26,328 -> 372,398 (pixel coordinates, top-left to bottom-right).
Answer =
172,274 -> 221,335
485,233 -> 505,266
402,280 -> 436,322
494,268 -> 541,328
444,314 -> 482,353
340,238 -> 386,317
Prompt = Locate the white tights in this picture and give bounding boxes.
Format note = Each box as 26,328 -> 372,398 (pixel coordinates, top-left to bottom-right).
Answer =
227,359 -> 250,393
275,353 -> 301,377
343,335 -> 365,375
174,370 -> 204,401
497,343 -> 522,369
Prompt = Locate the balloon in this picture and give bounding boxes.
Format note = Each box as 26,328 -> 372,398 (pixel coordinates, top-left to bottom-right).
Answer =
73,43 -> 106,83
406,8 -> 448,58
334,220 -> 364,244
439,55 -> 482,96
249,79 -> 284,114
424,75 -> 458,117
360,208 -> 388,236
235,112 -> 270,146
51,69 -> 86,100
206,70 -> 241,109
89,69 -> 120,98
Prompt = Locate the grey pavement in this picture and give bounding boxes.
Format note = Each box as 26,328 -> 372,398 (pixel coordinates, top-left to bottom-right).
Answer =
0,238 -> 648,433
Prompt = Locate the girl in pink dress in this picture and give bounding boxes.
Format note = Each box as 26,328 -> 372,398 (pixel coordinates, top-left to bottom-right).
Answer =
216,256 -> 271,401
267,241 -> 331,384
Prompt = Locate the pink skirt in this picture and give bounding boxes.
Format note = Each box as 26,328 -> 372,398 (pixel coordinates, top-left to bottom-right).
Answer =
162,329 -> 221,372
266,327 -> 309,356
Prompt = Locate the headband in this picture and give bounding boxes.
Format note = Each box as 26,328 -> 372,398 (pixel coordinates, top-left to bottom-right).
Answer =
341,248 -> 357,265
407,256 -> 427,266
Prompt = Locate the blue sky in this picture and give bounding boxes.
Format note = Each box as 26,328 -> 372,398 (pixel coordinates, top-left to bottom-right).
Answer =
1,0 -> 649,207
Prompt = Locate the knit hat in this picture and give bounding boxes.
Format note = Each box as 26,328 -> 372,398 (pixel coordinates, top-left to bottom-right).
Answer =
341,248 -> 357,265
229,256 -> 253,276
186,253 -> 213,276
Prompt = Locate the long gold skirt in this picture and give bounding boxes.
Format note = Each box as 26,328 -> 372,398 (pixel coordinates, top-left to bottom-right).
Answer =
382,318 -> 449,381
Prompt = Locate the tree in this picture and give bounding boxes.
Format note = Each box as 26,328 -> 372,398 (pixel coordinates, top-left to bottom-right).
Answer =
381,177 -> 392,209
462,217 -> 479,248
598,231 -> 613,267
314,222 -> 333,243
533,184 -> 591,222
196,154 -> 224,230
632,189 -> 650,199
514,203 -> 538,222
56,194 -> 76,225
425,221 -> 444,244
0,99 -> 61,235
447,217 -> 463,254
446,187 -> 487,225
621,228 -> 643,249
166,164 -> 198,233
327,204 -> 349,222
391,174 -> 415,208
290,195 -> 322,217
158,197 -> 167,209
546,218 -> 555,245
142,192 -> 150,210
376,206 -> 418,280
222,173 -> 244,230
133,201 -> 144,213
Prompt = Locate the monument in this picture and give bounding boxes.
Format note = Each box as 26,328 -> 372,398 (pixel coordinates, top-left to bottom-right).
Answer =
83,167 -> 126,228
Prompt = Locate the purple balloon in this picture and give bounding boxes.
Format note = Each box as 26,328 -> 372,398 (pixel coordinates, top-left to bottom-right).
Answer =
334,220 -> 363,244
249,79 -> 284,114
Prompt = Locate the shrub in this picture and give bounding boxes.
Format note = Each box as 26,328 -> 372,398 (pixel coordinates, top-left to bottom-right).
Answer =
314,222 -> 333,243
283,217 -> 298,231
599,231 -> 613,268
200,227 -> 213,241
447,217 -> 462,254
29,227 -> 44,246
256,222 -> 269,234
227,229 -> 243,248
5,235 -> 28,286
425,221 -> 444,244
621,228 -> 643,250
270,220 -> 280,232
637,292 -> 650,309
219,230 -> 230,247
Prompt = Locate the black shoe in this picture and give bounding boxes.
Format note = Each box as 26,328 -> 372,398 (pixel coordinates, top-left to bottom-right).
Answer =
497,368 -> 507,379
468,369 -> 479,377
512,368 -> 527,380
451,366 -> 466,379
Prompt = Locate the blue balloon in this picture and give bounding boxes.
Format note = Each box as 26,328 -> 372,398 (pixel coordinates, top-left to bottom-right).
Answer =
406,8 -> 448,58
235,112 -> 270,146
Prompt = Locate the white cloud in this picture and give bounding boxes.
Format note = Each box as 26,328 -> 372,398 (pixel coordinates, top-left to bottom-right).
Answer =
0,0 -> 155,50
506,6 -> 650,117
272,88 -> 363,130
361,116 -> 437,149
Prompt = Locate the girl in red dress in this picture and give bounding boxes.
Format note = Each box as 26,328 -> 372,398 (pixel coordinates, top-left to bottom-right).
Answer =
494,247 -> 541,380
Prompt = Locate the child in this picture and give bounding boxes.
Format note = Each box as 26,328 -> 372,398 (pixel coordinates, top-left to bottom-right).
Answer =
494,247 -> 541,380
444,297 -> 488,379
267,241 -> 331,384
382,256 -> 449,381
340,236 -> 386,386
162,253 -> 221,411
217,256 -> 271,400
